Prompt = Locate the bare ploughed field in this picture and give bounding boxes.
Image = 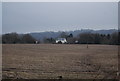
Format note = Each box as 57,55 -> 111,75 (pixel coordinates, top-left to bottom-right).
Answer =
2,44 -> 118,79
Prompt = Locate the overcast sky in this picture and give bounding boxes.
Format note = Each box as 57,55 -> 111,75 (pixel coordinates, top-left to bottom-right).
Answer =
0,2 -> 2,34
2,2 -> 118,34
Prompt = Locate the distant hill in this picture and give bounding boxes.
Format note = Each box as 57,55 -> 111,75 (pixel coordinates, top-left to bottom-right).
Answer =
29,29 -> 118,41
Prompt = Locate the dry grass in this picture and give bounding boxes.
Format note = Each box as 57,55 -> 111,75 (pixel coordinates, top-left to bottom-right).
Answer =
2,44 -> 118,79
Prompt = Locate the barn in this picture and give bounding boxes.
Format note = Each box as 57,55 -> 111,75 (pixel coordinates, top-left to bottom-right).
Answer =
56,38 -> 67,44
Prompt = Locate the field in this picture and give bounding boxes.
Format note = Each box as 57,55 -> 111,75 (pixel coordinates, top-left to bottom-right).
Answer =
2,44 -> 118,79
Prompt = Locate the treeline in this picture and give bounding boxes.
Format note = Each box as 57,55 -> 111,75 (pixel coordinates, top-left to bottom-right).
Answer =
77,32 -> 119,45
2,33 -> 36,44
43,32 -> 119,45
2,32 -> 119,45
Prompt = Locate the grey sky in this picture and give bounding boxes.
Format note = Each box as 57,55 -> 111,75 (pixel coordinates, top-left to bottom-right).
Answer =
0,2 -> 2,34
2,2 -> 118,34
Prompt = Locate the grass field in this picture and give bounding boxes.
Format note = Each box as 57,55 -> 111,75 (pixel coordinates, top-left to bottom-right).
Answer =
2,44 -> 118,79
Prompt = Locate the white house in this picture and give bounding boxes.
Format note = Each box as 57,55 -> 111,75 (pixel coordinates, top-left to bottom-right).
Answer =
56,38 -> 67,44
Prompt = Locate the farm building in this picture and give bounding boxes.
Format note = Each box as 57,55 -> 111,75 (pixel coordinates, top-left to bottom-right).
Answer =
56,38 -> 67,44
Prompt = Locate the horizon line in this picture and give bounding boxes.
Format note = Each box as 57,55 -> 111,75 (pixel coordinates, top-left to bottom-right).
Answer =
2,28 -> 118,34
